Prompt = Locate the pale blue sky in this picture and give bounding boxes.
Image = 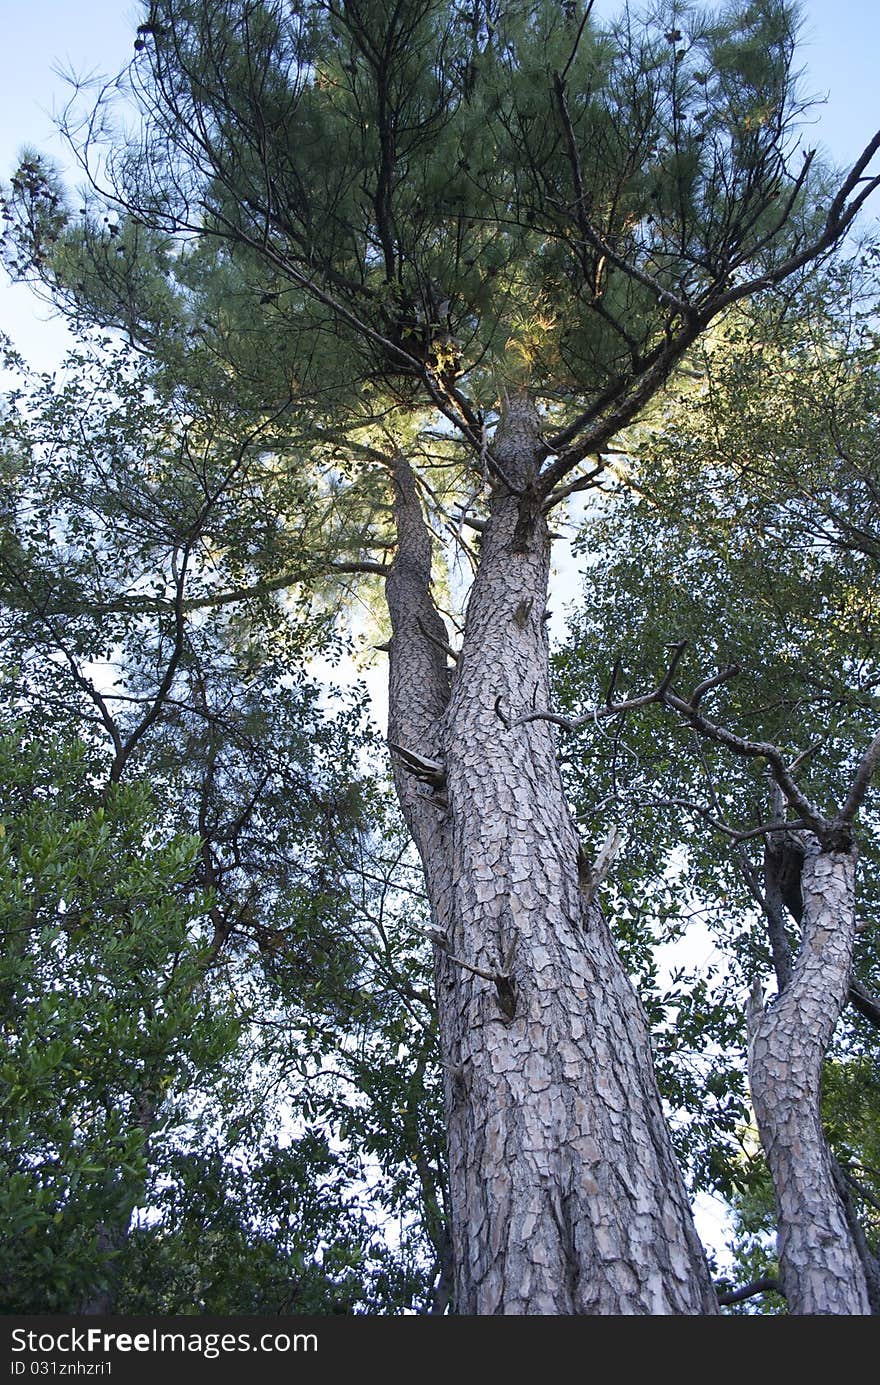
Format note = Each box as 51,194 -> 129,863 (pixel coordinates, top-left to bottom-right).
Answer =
1,0 -> 879,366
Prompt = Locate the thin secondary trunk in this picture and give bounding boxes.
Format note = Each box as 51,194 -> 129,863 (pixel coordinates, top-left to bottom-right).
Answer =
79,1218 -> 127,1315
385,398 -> 717,1314
78,1089 -> 158,1314
748,844 -> 872,1315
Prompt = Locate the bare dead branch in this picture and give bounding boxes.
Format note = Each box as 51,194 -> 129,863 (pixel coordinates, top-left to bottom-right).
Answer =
508,641 -> 687,731
422,928 -> 510,989
509,642 -> 834,838
578,826 -> 625,908
388,741 -> 447,788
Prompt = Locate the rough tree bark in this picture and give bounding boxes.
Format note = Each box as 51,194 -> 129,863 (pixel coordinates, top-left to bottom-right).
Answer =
385,396 -> 718,1314
748,844 -> 872,1315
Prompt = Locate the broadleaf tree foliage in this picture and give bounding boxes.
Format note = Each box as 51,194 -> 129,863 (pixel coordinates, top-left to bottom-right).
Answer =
0,339 -> 445,1313
555,255 -> 880,1311
2,0 -> 880,1313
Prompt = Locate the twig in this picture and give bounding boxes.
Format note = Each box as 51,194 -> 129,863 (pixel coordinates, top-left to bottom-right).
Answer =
559,1 -> 596,83
647,795 -> 809,845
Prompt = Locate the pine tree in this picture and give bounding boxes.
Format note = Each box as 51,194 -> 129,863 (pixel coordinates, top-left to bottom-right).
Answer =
5,0 -> 880,1313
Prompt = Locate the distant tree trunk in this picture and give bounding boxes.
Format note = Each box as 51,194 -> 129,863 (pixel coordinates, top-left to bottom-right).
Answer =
79,1218 -> 126,1315
748,845 -> 873,1315
79,1091 -> 156,1316
385,396 -> 718,1314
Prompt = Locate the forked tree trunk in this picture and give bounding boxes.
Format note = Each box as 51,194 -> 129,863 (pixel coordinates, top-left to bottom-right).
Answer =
748,845 -> 872,1315
385,397 -> 718,1314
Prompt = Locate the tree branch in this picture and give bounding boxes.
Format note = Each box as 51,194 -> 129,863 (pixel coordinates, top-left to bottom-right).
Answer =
182,559 -> 389,612
660,687 -> 830,841
508,640 -> 689,731
716,1276 -> 782,1306
836,730 -> 880,830
538,126 -> 880,497
552,72 -> 694,321
849,979 -> 880,1030
510,643 -> 833,839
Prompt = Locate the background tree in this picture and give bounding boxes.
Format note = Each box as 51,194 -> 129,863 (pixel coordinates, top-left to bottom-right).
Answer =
0,337 -> 448,1313
555,251 -> 880,1311
0,726 -> 224,1313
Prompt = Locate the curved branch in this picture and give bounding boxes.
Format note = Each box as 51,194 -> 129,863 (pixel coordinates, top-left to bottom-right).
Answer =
716,1277 -> 782,1307
540,126 -> 880,495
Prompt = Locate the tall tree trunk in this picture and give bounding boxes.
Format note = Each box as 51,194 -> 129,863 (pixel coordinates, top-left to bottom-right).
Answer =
385,398 -> 717,1314
748,844 -> 872,1315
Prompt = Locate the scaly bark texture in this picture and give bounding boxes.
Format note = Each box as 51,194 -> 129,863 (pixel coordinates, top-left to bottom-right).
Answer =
385,399 -> 717,1314
748,844 -> 871,1315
